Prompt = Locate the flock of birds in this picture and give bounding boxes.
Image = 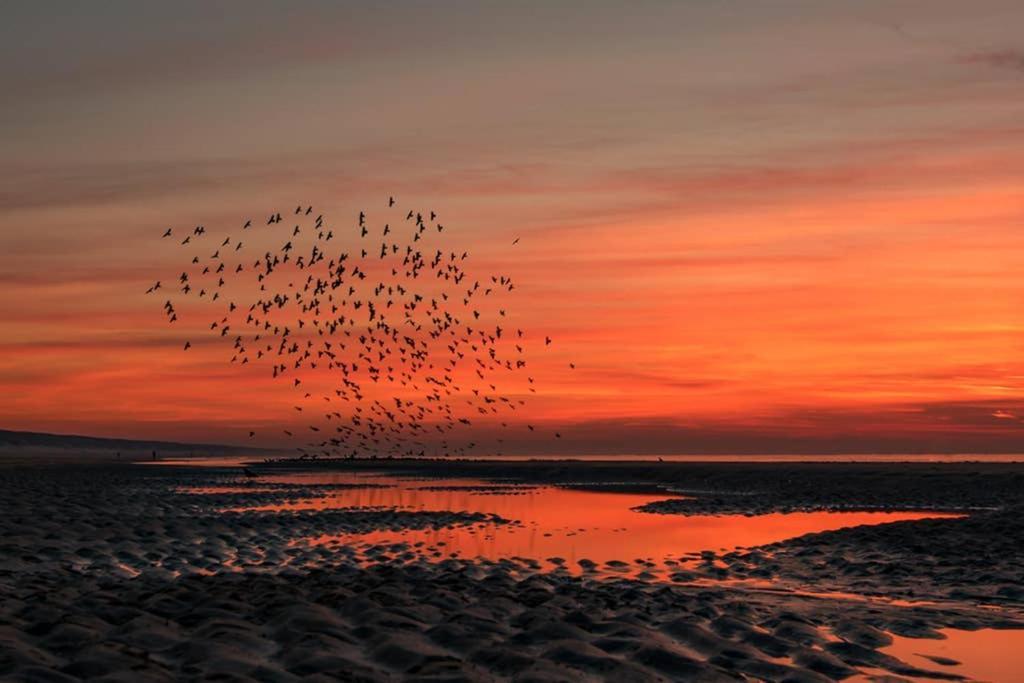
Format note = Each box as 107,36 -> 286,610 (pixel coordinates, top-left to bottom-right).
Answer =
146,199 -> 567,459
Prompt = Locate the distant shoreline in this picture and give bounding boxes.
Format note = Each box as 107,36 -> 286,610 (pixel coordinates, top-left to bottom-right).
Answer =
2,428 -> 1022,464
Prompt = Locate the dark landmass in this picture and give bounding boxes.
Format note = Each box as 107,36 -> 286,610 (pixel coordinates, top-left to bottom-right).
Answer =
0,428 -> 280,462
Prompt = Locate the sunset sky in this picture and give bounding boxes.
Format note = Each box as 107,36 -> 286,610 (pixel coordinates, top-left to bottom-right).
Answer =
2,1 -> 1023,454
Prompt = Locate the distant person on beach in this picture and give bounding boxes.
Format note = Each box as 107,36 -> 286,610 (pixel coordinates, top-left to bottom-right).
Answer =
152,450 -> 157,461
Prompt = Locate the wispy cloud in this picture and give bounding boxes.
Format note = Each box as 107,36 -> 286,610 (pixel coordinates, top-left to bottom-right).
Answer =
961,49 -> 1024,74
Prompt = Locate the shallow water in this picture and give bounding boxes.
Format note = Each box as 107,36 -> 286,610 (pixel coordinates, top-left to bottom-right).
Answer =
851,627 -> 1024,683
162,467 -> 1022,680
194,471 -> 957,574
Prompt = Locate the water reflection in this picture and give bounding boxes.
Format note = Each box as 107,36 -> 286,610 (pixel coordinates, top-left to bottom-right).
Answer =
852,628 -> 1024,683
197,472 -> 956,573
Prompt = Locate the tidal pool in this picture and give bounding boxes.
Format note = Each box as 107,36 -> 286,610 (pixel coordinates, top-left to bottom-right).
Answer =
201,471 -> 957,573
850,627 -> 1024,683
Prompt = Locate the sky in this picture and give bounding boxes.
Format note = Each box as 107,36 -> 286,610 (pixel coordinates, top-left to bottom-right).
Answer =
1,1 -> 1023,454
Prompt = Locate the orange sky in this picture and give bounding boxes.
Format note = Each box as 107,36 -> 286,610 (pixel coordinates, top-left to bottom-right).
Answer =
1,2 -> 1023,453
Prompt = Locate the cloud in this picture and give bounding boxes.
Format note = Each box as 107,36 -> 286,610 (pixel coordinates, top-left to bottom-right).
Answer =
5,392 -> 1024,454
961,50 -> 1024,75
0,5 -> 363,100
246,401 -> 1024,455
0,157 -> 317,213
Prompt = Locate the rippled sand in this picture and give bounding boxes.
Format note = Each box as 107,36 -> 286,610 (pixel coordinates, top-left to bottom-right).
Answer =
1,460 -> 1021,681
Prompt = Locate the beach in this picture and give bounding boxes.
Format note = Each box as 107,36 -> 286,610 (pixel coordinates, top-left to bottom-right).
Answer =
1,458 -> 1022,681
6,2 -> 1024,680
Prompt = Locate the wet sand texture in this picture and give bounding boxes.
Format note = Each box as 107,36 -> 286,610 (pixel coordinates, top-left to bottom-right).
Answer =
0,462 -> 1021,681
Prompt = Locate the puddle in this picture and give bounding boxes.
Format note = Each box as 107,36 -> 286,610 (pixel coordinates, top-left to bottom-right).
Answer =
850,627 -> 1024,683
188,471 -> 958,574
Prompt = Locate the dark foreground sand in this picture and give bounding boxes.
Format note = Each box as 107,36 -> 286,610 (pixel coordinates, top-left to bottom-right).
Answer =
1,461 -> 1022,681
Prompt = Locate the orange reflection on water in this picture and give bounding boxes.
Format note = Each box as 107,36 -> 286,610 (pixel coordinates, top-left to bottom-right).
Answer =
222,473 -> 957,571
853,628 -> 1024,683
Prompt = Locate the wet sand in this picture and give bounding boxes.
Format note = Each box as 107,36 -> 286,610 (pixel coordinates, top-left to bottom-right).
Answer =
1,460 -> 1021,681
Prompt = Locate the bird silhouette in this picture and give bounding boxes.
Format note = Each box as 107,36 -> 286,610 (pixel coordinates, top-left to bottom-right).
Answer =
149,199 -> 567,460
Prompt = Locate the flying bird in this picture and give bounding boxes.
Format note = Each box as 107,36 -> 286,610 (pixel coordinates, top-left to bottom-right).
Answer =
147,199 -> 566,459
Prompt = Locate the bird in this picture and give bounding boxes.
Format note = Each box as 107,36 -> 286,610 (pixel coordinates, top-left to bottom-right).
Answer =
162,228 -> 172,238
147,199 -> 566,460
